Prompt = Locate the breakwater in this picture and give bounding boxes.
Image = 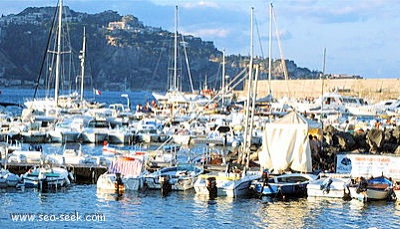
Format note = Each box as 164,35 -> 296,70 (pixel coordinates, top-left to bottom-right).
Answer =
237,78 -> 400,102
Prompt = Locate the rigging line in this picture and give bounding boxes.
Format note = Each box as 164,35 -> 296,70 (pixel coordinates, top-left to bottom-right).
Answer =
254,17 -> 265,58
191,68 -> 247,120
272,5 -> 290,96
60,6 -> 75,95
33,0 -> 59,99
214,58 -> 222,90
268,3 -> 273,96
173,5 -> 178,91
152,45 -> 164,79
181,34 -> 195,93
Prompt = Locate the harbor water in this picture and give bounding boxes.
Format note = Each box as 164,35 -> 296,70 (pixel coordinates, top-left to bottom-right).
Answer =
1,177 -> 400,228
0,89 -> 400,228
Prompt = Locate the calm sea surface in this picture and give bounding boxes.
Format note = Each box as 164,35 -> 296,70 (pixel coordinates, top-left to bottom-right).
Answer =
0,89 -> 400,228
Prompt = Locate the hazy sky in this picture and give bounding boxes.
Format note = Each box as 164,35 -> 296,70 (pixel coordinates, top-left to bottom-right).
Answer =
1,0 -> 399,78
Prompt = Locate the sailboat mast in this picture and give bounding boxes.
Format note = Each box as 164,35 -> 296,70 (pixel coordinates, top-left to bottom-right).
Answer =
221,49 -> 226,105
54,0 -> 63,106
268,3 -> 272,95
173,5 -> 178,91
321,48 -> 326,119
241,7 -> 254,166
79,27 -> 86,102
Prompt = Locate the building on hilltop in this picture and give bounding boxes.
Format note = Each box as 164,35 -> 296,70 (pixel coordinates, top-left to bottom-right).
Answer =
327,74 -> 362,79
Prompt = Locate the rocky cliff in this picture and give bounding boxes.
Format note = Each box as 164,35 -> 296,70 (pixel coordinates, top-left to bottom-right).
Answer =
0,6 -> 319,91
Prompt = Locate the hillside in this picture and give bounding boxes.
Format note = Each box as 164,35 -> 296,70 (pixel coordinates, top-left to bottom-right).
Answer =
0,6 -> 321,91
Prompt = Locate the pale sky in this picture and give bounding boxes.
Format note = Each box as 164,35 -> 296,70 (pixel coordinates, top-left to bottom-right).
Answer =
1,0 -> 399,78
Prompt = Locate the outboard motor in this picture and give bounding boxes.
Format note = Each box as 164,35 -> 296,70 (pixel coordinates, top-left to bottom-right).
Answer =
159,175 -> 172,196
261,169 -> 269,186
356,177 -> 368,194
38,172 -> 48,192
115,172 -> 124,193
257,169 -> 270,198
206,177 -> 217,199
320,177 -> 333,194
67,168 -> 75,184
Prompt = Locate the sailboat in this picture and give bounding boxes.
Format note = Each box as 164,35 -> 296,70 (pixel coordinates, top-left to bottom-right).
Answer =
251,5 -> 322,194
194,8 -> 261,198
23,0 -> 103,115
152,6 -> 211,118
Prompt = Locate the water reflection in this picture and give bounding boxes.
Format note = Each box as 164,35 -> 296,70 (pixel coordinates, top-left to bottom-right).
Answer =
96,189 -> 124,201
1,137 -> 400,228
395,202 -> 400,217
254,198 -> 310,228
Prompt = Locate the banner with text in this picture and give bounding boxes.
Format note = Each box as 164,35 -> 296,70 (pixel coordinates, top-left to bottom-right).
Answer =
336,153 -> 400,180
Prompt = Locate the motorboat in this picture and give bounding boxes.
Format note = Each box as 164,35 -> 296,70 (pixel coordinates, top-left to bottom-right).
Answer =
48,116 -> 82,143
294,91 -> 385,117
307,173 -> 353,199
143,163 -> 203,192
206,125 -> 241,147
0,168 -> 23,189
250,170 -> 317,198
98,155 -> 145,192
135,118 -> 167,143
171,129 -> 193,145
107,128 -> 135,145
111,156 -> 145,191
79,118 -> 110,144
96,172 -> 125,193
102,142 -> 148,157
194,163 -> 260,198
46,143 -> 97,165
7,145 -> 43,164
21,165 -> 74,191
349,175 -> 396,202
146,144 -> 180,170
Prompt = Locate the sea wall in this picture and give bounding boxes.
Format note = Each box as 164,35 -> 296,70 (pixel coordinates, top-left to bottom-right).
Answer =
236,78 -> 400,102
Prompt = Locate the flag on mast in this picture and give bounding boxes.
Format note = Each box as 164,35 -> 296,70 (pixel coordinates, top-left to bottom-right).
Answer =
93,88 -> 101,95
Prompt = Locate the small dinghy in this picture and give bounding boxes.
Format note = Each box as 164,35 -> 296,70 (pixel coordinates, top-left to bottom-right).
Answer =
349,175 -> 396,202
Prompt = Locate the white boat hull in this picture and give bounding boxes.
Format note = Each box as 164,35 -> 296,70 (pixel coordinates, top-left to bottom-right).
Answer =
307,178 -> 351,199
144,165 -> 203,191
21,166 -> 72,190
349,187 -> 391,201
194,172 -> 260,198
172,134 -> 192,145
108,132 -> 133,145
144,176 -> 196,191
394,188 -> 400,202
123,177 -> 143,191
49,131 -> 80,143
96,173 -> 125,192
0,169 -> 22,188
80,132 -> 108,144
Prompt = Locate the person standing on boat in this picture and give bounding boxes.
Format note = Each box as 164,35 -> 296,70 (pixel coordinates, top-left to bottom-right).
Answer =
313,135 -> 321,156
309,135 -> 319,163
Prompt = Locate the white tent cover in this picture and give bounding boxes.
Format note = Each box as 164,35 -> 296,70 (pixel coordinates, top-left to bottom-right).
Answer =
259,111 -> 314,173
